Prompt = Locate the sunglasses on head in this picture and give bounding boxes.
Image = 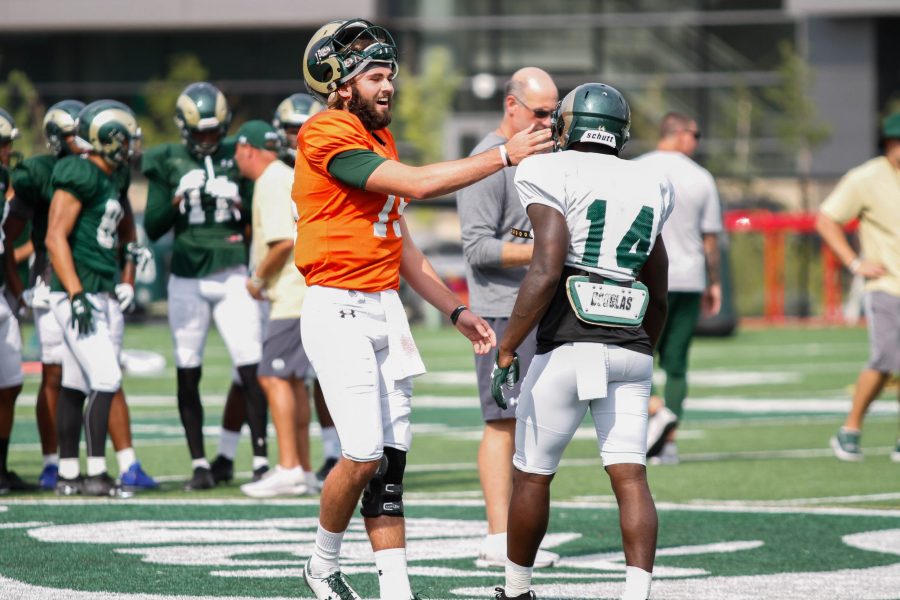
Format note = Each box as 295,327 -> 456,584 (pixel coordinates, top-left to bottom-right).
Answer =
512,95 -> 553,119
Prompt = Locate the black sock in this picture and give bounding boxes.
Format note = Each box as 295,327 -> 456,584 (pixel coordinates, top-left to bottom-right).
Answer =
237,364 -> 268,459
0,437 -> 9,474
177,367 -> 205,460
57,387 -> 86,460
84,391 -> 115,459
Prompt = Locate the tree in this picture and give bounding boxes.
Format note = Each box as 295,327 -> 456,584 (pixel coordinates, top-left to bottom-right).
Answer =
139,54 -> 209,148
766,41 -> 831,182
393,47 -> 460,166
765,41 -> 831,316
0,69 -> 45,159
626,75 -> 668,156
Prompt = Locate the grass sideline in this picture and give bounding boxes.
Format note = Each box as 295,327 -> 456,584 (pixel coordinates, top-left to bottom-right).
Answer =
3,322 -> 900,599
6,322 -> 898,508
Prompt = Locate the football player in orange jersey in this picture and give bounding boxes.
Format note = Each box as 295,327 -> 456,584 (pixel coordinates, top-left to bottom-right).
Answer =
295,18 -> 553,600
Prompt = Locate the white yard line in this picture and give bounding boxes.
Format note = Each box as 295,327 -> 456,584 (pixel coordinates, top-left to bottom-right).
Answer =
2,495 -> 899,516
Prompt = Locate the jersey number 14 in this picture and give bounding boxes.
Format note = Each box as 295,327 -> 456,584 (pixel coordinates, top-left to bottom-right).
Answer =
581,199 -> 654,275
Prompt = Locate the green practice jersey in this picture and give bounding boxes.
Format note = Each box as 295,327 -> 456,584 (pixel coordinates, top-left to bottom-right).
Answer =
0,166 -> 8,289
10,153 -> 56,254
141,142 -> 248,278
49,156 -> 124,294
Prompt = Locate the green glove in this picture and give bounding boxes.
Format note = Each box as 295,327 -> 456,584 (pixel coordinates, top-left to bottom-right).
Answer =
69,292 -> 97,336
490,352 -> 520,410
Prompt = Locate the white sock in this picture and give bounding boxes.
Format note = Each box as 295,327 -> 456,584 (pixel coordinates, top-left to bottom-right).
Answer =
59,458 -> 80,480
116,447 -> 137,473
622,566 -> 652,600
374,548 -> 412,600
192,458 -> 211,470
484,531 -> 507,557
309,524 -> 343,576
504,558 -> 533,597
218,429 -> 241,460
86,456 -> 107,477
252,456 -> 269,470
43,453 -> 59,467
321,427 -> 341,459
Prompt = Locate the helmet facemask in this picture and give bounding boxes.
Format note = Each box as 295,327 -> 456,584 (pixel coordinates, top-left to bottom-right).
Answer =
273,93 -> 323,156
174,82 -> 231,158
75,101 -> 141,169
304,19 -> 398,105
44,100 -> 85,157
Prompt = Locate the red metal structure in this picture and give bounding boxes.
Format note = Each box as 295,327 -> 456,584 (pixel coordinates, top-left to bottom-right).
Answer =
724,211 -> 858,322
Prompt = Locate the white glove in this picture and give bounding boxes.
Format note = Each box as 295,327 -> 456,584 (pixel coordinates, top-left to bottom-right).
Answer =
175,169 -> 207,212
29,277 -> 52,310
125,242 -> 154,278
115,283 -> 135,311
204,176 -> 240,202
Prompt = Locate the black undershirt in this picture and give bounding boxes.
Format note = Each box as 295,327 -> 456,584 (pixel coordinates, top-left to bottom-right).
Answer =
536,265 -> 652,356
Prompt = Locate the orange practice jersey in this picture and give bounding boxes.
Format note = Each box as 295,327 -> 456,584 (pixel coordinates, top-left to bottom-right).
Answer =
292,110 -> 408,292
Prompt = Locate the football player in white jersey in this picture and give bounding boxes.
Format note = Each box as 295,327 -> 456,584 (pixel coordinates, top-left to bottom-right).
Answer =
491,83 -> 673,600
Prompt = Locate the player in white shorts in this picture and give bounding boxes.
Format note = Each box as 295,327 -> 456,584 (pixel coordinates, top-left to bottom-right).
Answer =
142,82 -> 268,490
4,99 -> 157,491
0,137 -> 28,493
45,100 -> 143,497
491,83 -> 672,600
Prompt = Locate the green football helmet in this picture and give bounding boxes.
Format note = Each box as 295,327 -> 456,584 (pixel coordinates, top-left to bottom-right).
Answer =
273,93 -> 324,154
552,83 -> 631,153
43,99 -> 85,156
174,82 -> 231,157
75,100 -> 141,168
0,108 -> 20,143
303,18 -> 398,104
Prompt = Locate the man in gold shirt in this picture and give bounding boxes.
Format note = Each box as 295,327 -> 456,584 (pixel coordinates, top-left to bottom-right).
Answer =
817,111 -> 900,463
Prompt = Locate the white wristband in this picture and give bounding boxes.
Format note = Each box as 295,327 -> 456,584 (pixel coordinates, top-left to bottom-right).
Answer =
848,258 -> 861,274
498,144 -> 512,168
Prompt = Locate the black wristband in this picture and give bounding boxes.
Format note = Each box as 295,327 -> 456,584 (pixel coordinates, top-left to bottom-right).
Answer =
450,304 -> 468,325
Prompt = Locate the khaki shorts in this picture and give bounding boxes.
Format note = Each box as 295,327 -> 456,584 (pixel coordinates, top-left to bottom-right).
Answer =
259,317 -> 311,380
474,317 -> 537,422
864,291 -> 900,374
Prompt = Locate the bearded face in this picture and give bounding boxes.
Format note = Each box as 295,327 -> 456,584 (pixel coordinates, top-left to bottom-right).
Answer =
346,67 -> 394,131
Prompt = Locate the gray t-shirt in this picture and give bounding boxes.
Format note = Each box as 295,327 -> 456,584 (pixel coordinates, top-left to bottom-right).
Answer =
456,131 -> 532,317
635,150 -> 722,292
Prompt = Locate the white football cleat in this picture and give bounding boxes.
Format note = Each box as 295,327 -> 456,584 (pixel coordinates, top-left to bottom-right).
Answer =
240,465 -> 307,498
646,406 -> 678,458
303,557 -> 361,600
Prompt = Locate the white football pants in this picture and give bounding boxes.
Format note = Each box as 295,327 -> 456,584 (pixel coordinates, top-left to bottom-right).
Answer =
514,343 -> 653,474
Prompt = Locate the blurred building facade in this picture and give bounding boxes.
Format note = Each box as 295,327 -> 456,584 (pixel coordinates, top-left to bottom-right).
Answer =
0,0 -> 897,179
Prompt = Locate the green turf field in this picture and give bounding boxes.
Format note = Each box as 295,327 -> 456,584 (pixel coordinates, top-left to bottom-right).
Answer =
2,322 -> 899,599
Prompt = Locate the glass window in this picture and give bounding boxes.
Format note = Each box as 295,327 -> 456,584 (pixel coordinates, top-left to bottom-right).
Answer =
497,0 -> 594,15
603,27 -> 700,75
706,0 -> 782,10
704,25 -> 794,72
491,29 -> 594,73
